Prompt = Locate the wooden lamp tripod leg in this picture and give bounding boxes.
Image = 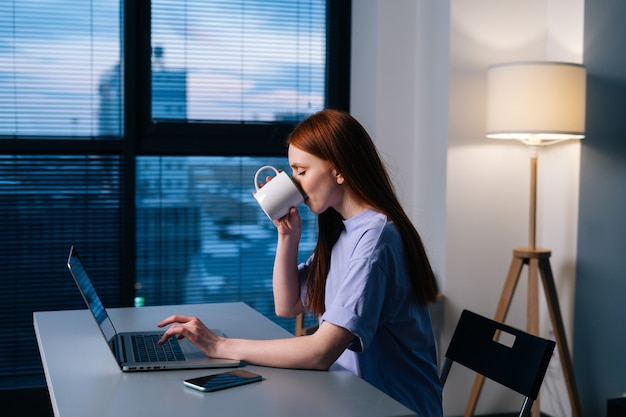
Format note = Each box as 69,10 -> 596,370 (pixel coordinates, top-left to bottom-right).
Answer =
538,258 -> 583,417
528,257 -> 541,417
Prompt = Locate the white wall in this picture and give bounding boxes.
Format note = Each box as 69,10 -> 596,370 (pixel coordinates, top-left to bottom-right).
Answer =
351,1 -> 583,415
351,0 -> 449,299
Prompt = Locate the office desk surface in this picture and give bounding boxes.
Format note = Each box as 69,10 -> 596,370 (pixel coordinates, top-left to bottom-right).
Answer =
34,302 -> 416,417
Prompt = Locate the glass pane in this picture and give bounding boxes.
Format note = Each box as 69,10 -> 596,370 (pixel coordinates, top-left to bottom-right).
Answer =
151,0 -> 326,122
0,155 -> 124,388
135,156 -> 318,331
0,1 -> 122,138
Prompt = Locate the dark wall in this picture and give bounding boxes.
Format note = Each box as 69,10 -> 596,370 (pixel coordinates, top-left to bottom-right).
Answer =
576,0 -> 626,415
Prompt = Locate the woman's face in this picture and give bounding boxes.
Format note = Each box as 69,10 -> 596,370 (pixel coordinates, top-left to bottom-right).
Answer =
288,145 -> 344,215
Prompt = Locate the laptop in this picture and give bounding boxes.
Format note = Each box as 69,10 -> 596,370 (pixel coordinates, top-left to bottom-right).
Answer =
66,245 -> 241,372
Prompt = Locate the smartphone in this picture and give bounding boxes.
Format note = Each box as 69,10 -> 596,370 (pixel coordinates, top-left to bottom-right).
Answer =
183,370 -> 263,392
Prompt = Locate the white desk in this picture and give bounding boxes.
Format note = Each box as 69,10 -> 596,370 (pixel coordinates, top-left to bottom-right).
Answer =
34,302 -> 416,417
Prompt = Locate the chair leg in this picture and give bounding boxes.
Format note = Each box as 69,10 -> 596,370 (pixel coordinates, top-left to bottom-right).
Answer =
519,397 -> 534,417
439,358 -> 452,385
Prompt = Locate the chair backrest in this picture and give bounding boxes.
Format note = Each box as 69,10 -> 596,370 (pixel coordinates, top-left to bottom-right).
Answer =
440,310 -> 555,413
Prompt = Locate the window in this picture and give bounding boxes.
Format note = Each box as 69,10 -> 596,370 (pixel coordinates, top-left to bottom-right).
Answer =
0,1 -> 122,138
151,1 -> 326,123
0,0 -> 350,390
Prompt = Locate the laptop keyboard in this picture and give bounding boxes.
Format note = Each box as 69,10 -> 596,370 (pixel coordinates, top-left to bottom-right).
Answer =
131,334 -> 185,363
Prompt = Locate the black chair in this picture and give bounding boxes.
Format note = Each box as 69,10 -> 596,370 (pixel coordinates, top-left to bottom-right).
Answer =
439,309 -> 556,417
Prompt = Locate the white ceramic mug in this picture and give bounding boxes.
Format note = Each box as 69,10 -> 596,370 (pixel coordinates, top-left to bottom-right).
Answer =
253,166 -> 305,221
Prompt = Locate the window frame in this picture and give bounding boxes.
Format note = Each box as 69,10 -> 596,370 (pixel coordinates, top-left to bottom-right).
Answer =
0,0 -> 350,389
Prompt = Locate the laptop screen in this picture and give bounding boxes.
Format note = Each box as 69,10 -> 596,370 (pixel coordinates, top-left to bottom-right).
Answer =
67,246 -> 117,343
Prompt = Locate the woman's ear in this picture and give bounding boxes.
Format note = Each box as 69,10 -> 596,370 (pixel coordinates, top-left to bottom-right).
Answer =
335,171 -> 344,185
329,164 -> 344,185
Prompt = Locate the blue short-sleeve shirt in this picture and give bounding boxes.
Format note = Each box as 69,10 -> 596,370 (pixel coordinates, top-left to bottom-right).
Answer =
301,209 -> 442,416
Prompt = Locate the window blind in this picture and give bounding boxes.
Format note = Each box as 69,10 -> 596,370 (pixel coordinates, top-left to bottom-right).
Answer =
0,1 -> 122,138
0,155 -> 124,388
151,0 -> 326,123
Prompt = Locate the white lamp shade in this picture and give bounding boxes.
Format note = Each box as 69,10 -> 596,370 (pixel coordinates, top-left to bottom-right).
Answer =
486,62 -> 586,144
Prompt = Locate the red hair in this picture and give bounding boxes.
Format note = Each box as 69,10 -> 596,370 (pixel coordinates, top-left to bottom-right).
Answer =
287,109 -> 439,316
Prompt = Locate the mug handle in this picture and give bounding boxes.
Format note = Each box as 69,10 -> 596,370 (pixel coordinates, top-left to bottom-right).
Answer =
254,166 -> 279,191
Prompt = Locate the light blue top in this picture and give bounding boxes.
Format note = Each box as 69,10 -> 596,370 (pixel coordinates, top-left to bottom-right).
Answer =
299,209 -> 443,416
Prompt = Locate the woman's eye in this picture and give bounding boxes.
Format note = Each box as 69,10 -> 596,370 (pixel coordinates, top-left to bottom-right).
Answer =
297,170 -> 306,176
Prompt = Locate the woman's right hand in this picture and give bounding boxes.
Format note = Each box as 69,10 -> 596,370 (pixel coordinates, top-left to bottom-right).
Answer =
273,206 -> 302,239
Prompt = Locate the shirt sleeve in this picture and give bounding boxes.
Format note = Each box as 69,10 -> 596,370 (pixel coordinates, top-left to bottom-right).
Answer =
321,256 -> 389,352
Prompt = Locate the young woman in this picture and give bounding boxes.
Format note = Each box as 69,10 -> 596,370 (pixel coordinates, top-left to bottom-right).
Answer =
158,109 -> 442,416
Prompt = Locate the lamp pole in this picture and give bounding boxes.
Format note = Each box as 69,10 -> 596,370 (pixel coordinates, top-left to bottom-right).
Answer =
527,143 -> 540,347
528,144 -> 539,250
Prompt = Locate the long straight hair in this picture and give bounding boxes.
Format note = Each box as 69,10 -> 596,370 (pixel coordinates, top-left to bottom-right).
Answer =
286,109 -> 439,316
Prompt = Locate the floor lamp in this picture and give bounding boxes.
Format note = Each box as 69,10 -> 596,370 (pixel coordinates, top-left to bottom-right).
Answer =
464,62 -> 585,417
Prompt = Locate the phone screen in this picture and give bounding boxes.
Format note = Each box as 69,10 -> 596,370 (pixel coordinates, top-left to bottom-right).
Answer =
183,370 -> 262,392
